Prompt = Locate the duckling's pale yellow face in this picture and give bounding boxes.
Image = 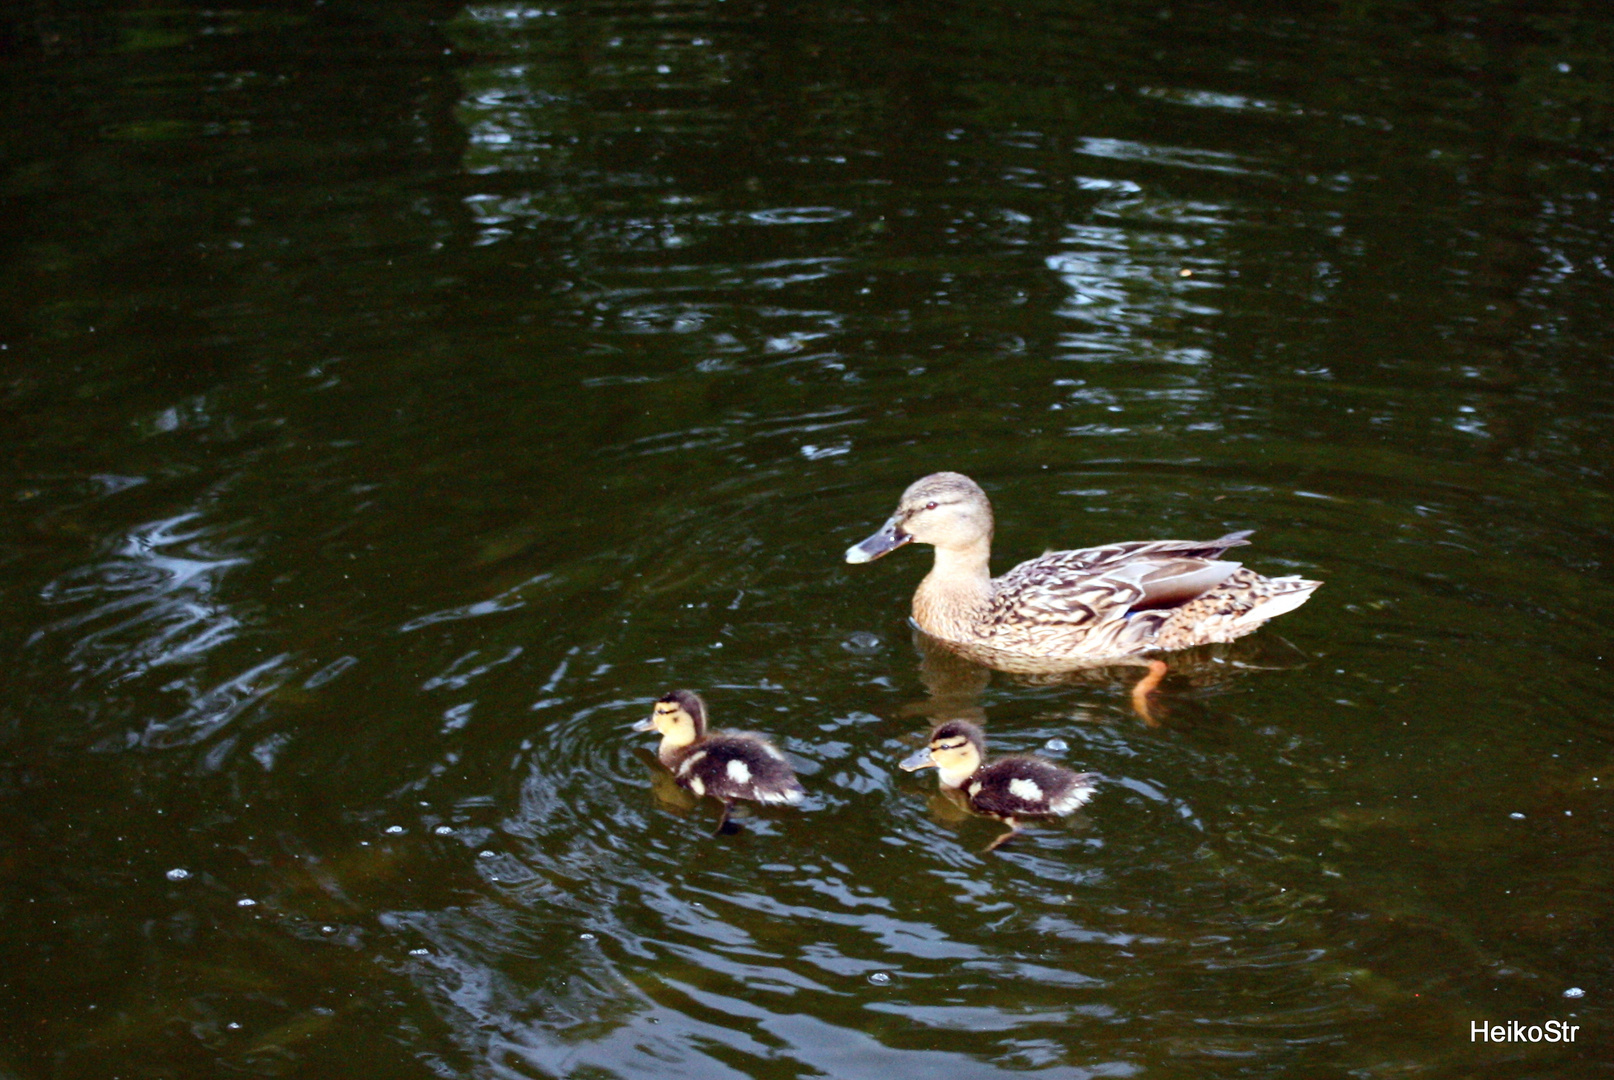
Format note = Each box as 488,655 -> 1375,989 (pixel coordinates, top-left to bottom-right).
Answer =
846,472 -> 994,563
637,699 -> 700,749
900,729 -> 983,789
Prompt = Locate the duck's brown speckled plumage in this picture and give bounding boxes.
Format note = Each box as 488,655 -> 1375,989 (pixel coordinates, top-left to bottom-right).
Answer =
846,472 -> 1320,662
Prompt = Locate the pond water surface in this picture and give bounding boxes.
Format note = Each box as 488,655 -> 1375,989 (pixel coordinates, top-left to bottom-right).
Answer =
2,1 -> 1612,1077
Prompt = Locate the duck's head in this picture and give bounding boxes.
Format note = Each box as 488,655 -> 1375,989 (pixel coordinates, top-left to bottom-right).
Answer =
900,719 -> 986,788
845,472 -> 994,563
634,689 -> 707,750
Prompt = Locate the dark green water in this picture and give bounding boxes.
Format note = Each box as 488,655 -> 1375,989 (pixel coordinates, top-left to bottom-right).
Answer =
3,0 -> 1613,1076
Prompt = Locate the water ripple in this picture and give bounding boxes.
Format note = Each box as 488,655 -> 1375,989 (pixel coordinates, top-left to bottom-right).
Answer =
33,512 -> 247,682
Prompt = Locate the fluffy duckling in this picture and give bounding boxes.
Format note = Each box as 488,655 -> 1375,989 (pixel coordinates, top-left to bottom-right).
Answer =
847,472 -> 1320,663
900,720 -> 1098,851
635,689 -> 804,834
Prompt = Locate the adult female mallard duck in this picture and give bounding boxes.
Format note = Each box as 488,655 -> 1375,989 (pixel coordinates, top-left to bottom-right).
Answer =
846,472 -> 1320,664
900,720 -> 1099,851
635,689 -> 804,834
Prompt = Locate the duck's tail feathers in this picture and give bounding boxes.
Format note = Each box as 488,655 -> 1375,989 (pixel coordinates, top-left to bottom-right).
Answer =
1229,577 -> 1321,629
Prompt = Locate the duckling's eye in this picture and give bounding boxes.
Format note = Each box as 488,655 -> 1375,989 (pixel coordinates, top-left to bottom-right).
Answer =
924,501 -> 938,511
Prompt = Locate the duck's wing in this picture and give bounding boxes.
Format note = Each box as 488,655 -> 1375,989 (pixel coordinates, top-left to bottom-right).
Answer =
1031,532 -> 1253,573
990,537 -> 1251,629
1152,566 -> 1322,650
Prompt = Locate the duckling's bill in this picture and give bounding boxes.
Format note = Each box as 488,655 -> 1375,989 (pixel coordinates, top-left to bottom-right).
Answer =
846,516 -> 911,564
899,746 -> 937,771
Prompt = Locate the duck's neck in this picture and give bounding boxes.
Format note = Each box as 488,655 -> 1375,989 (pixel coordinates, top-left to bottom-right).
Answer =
913,541 -> 994,641
935,760 -> 981,790
656,731 -> 699,767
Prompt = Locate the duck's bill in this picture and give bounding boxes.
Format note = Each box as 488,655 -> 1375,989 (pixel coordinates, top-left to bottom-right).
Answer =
632,717 -> 657,732
899,747 -> 937,771
845,517 -> 911,564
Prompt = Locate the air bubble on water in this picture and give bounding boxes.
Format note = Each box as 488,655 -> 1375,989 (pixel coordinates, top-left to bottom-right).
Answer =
435,825 -> 454,835
1564,987 -> 1586,999
842,632 -> 882,654
1509,812 -> 1525,820
580,932 -> 596,941
868,971 -> 891,985
385,825 -> 406,835
237,898 -> 257,907
409,948 -> 430,957
166,868 -> 190,882
1045,738 -> 1068,752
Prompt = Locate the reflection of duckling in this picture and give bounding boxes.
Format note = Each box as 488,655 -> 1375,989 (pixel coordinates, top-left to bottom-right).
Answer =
634,690 -> 804,834
632,746 -> 703,814
900,720 -> 1099,852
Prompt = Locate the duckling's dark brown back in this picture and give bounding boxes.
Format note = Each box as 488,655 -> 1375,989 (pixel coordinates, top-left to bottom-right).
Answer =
968,756 -> 1098,819
672,732 -> 804,807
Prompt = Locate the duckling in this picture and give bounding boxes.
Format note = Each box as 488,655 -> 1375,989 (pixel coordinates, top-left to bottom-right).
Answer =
846,472 -> 1320,664
900,720 -> 1098,851
634,689 -> 804,834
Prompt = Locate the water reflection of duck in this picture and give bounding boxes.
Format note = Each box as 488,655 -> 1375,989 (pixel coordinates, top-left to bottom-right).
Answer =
634,690 -> 804,834
846,472 -> 1321,665
907,625 -> 1313,726
900,720 -> 1099,852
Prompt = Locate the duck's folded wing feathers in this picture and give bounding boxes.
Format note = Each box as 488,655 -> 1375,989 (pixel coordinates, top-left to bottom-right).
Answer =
1127,558 -> 1243,611
1019,532 -> 1252,574
991,552 -> 1243,626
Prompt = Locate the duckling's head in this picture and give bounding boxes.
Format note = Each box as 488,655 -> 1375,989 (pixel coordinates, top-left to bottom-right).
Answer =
634,689 -> 707,750
845,472 -> 994,563
899,719 -> 986,789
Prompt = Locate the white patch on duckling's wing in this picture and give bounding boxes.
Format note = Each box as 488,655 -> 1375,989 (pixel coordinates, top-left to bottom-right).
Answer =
1049,777 -> 1099,814
1049,790 -> 1094,813
1007,777 -> 1044,803
756,784 -> 804,806
688,776 -> 706,796
726,759 -> 752,785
